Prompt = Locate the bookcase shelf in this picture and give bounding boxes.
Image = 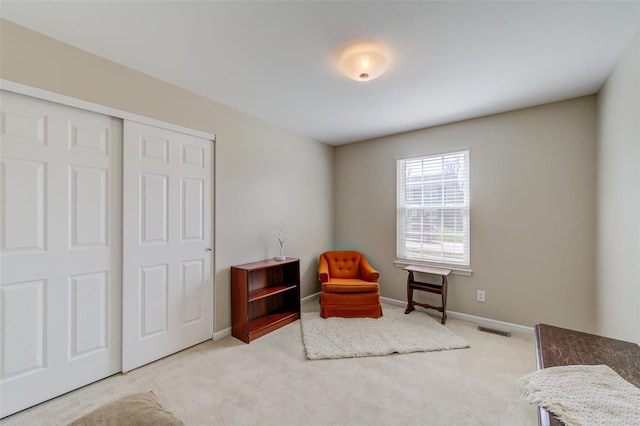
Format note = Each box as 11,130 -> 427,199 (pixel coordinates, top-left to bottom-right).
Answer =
248,283 -> 298,302
231,258 -> 301,343
248,311 -> 299,336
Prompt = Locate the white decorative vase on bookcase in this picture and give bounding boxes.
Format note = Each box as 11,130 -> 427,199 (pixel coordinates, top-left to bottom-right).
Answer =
273,224 -> 289,261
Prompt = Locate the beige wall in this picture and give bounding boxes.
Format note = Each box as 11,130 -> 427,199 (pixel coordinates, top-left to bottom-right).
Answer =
0,19 -> 334,333
335,97 -> 597,332
5,17 -> 626,337
596,32 -> 640,344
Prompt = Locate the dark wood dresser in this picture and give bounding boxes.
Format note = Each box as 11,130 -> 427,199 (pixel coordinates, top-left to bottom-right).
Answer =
534,324 -> 640,426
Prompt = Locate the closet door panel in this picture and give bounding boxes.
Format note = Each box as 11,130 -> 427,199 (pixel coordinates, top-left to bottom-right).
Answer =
1,159 -> 46,251
122,120 -> 213,372
0,91 -> 122,418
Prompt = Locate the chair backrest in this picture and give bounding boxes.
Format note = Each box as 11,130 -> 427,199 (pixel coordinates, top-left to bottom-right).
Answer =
321,250 -> 364,279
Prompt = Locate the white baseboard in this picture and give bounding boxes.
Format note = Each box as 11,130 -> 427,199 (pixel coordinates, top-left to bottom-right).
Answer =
379,296 -> 408,308
301,292 -> 321,303
380,296 -> 534,335
213,294 -> 533,340
213,327 -> 231,341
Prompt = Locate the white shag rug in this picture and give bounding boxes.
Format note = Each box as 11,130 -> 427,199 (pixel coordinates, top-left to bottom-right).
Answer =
300,306 -> 469,360
520,364 -> 640,426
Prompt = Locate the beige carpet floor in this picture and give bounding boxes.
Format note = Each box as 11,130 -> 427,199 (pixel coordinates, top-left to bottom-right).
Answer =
1,302 -> 538,426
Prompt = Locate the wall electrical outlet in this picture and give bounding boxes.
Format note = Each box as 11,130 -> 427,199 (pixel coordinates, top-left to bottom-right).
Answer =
476,290 -> 486,302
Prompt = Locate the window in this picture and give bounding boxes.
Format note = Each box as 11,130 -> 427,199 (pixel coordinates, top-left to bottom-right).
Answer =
396,149 -> 470,269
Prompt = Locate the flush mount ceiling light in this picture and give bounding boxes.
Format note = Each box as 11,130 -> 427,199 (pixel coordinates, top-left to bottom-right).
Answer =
338,42 -> 389,82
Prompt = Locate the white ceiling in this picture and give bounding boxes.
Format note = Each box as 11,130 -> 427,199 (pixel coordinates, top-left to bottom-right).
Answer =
2,1 -> 639,145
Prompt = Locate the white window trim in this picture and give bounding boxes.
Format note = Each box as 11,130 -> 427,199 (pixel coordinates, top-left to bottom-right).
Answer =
396,148 -> 470,271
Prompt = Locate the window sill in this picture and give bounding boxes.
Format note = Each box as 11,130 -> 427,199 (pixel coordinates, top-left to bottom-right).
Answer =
394,260 -> 472,276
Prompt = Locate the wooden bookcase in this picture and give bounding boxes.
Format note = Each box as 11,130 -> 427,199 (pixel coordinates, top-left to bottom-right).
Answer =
231,258 -> 301,343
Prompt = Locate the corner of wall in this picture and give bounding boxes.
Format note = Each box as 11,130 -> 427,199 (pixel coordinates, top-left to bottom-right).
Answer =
595,31 -> 640,344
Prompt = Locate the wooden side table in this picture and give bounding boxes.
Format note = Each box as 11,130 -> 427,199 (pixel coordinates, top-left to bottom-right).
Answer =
404,265 -> 451,324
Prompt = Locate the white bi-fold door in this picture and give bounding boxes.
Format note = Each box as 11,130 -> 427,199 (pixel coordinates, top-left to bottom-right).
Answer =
0,91 -> 122,417
122,121 -> 213,372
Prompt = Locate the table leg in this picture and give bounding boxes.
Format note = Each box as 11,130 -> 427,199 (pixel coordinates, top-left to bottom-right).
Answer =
405,271 -> 415,314
440,276 -> 448,324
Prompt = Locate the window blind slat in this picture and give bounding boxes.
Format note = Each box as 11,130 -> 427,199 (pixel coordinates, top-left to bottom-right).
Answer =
397,150 -> 470,267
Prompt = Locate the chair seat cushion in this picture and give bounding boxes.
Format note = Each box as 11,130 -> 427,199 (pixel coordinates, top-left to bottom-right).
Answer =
322,279 -> 379,293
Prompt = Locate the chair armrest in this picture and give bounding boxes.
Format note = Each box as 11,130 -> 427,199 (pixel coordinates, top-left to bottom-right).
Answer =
318,255 -> 330,283
359,257 -> 380,282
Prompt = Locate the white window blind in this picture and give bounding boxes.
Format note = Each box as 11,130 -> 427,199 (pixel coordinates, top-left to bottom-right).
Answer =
397,150 -> 470,268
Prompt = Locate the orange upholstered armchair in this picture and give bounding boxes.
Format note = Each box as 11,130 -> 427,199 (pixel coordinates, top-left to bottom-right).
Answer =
318,251 -> 382,318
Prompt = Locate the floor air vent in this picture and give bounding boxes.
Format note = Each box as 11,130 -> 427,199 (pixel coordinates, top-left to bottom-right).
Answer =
477,326 -> 511,337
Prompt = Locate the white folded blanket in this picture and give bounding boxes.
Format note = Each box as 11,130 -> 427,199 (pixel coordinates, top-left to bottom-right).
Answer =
520,364 -> 640,426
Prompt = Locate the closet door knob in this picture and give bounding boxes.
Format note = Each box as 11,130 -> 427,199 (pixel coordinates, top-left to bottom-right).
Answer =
205,248 -> 213,252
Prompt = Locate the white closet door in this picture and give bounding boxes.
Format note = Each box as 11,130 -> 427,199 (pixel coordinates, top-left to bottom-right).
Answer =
122,121 -> 213,372
0,91 -> 122,417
